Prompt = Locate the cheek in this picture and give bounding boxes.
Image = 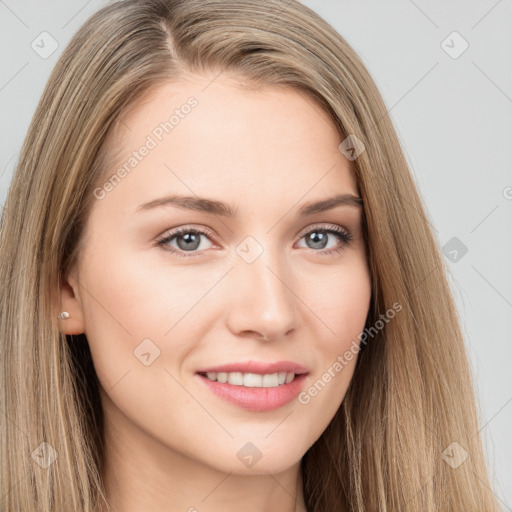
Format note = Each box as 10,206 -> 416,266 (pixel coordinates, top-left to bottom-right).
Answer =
295,258 -> 371,424
77,247 -> 207,441
80,243 -> 197,339
306,256 -> 372,351
77,246 -> 173,388
78,245 -> 226,384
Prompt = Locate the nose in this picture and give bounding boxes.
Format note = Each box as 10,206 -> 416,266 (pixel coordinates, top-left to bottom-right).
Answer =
225,246 -> 298,342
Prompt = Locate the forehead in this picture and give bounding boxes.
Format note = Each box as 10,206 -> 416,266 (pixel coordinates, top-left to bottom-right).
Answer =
92,75 -> 359,218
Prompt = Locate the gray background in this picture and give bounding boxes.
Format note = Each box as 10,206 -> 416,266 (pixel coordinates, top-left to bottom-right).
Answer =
1,0 -> 510,508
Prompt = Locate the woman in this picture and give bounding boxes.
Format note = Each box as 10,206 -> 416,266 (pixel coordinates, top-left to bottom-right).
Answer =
0,0 -> 500,510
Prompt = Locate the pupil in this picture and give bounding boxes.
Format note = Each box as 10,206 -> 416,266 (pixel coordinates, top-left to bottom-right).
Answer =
178,232 -> 200,251
308,231 -> 327,249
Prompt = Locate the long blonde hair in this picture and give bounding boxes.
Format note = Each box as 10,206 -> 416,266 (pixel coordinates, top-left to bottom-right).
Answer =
0,0 -> 499,510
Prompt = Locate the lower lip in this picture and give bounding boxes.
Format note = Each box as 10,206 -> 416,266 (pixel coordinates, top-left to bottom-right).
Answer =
196,373 -> 308,412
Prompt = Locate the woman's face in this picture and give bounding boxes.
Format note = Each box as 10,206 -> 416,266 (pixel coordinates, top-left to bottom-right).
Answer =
61,73 -> 371,476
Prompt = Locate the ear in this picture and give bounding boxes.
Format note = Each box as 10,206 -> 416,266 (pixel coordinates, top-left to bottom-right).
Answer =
53,271 -> 86,335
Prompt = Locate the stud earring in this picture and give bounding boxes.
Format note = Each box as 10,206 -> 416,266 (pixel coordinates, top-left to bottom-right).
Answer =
57,311 -> 70,320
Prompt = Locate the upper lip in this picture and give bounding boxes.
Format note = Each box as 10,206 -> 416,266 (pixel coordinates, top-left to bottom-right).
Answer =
196,360 -> 309,375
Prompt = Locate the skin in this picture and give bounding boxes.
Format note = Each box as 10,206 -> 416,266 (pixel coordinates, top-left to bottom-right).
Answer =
57,72 -> 371,512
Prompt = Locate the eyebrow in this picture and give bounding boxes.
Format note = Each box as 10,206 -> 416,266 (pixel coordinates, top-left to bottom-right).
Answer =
133,193 -> 363,217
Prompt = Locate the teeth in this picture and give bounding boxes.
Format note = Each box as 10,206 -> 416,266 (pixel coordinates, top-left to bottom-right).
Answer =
204,371 -> 296,387
228,372 -> 243,385
261,373 -> 278,387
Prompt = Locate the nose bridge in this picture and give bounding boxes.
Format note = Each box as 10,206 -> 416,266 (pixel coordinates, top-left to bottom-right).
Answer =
228,233 -> 298,338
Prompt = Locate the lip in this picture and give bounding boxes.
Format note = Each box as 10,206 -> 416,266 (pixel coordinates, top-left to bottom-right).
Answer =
195,360 -> 309,412
196,360 -> 309,375
196,373 -> 308,412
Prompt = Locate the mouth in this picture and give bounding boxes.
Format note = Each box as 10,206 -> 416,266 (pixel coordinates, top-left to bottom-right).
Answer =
195,362 -> 309,412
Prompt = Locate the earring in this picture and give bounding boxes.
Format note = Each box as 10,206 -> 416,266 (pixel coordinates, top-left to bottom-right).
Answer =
58,311 -> 70,320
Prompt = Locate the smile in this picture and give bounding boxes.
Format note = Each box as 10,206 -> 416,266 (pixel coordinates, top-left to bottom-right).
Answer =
196,371 -> 308,412
201,371 -> 296,387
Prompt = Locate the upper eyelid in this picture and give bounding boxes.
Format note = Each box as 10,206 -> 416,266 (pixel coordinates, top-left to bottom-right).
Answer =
297,223 -> 350,237
160,222 -> 350,240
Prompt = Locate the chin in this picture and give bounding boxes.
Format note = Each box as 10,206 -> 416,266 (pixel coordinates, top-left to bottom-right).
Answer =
204,442 -> 307,476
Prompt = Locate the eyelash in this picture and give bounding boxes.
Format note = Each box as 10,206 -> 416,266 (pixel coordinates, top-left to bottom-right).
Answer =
155,224 -> 353,259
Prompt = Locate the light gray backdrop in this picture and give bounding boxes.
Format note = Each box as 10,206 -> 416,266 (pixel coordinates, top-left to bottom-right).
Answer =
1,0 -> 510,508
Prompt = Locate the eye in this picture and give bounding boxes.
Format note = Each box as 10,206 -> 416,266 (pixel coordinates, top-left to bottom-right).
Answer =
156,226 -> 216,257
155,224 -> 353,258
296,224 -> 353,255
